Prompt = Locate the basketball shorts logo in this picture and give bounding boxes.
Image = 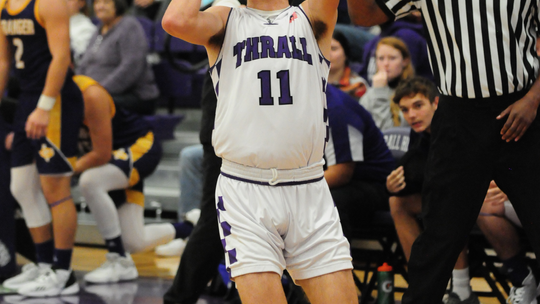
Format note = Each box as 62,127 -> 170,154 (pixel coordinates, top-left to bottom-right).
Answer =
38,144 -> 55,162
113,148 -> 129,161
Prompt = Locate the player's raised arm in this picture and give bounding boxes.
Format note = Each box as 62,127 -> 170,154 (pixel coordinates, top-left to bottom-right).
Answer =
301,0 -> 339,56
162,0 -> 230,52
347,0 -> 390,26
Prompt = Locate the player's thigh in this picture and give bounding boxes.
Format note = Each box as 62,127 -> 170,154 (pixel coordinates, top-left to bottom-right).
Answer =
234,272 -> 287,304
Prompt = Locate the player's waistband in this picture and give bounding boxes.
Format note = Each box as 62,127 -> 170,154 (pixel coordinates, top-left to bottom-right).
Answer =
220,159 -> 325,186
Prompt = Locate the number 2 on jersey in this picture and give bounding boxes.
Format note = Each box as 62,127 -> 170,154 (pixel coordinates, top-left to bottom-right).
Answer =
258,70 -> 293,105
13,38 -> 25,69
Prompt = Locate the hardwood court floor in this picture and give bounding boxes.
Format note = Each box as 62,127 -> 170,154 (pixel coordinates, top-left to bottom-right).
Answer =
0,246 -> 507,304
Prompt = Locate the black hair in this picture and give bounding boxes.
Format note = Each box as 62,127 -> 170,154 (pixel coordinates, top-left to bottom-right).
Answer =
393,76 -> 439,105
332,31 -> 351,63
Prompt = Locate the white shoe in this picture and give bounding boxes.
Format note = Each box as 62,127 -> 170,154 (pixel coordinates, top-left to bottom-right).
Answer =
83,253 -> 138,284
508,269 -> 537,304
185,209 -> 201,226
17,268 -> 79,297
155,238 -> 187,257
3,263 -> 51,291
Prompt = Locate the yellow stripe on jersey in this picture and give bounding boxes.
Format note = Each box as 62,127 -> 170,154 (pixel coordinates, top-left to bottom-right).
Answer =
67,156 -> 77,169
6,0 -> 32,16
33,0 -> 43,27
126,189 -> 145,207
72,75 -> 116,122
46,95 -> 61,148
0,0 -> 8,14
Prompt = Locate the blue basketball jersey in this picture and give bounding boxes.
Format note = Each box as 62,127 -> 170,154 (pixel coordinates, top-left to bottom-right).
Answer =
1,0 -> 52,93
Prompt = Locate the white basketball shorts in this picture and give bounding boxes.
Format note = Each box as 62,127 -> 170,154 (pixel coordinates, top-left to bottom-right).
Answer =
215,161 -> 353,282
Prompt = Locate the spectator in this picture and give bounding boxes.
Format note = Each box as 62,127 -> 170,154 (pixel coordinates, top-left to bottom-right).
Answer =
77,0 -> 159,115
328,31 -> 369,100
359,36 -> 413,131
358,14 -> 433,85
387,77 -> 479,304
325,84 -> 395,238
155,144 -> 203,257
477,181 -> 536,303
67,0 -> 97,67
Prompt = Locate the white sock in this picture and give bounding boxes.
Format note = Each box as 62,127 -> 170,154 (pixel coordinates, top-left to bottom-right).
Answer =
452,267 -> 472,300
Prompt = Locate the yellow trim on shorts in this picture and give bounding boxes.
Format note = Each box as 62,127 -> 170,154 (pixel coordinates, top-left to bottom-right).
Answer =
33,0 -> 43,27
130,131 -> 154,162
0,0 -> 8,13
67,156 -> 77,169
128,168 -> 140,187
126,189 -> 145,207
46,95 -> 61,148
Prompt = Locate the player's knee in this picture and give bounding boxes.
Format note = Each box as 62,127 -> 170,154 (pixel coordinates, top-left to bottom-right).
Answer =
78,170 -> 102,194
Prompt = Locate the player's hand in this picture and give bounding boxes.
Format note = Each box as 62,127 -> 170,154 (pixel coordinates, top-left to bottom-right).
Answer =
386,166 -> 406,194
483,180 -> 508,207
497,96 -> 538,142
25,108 -> 50,139
5,131 -> 13,150
372,70 -> 388,88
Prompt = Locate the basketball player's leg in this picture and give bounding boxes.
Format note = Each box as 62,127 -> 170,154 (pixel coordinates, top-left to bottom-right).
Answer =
118,202 -> 175,253
79,164 -> 129,258
296,270 -> 357,304
234,272 -> 287,304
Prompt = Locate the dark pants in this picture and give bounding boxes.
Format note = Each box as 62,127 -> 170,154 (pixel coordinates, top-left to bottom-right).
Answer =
163,144 -> 223,304
331,180 -> 389,238
111,93 -> 156,116
402,92 -> 540,303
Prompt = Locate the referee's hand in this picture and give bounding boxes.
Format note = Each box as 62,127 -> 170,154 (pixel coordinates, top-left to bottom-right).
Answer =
497,97 -> 538,142
386,166 -> 406,194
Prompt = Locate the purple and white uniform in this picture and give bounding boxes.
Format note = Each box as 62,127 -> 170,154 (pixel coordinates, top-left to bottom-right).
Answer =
209,5 -> 352,281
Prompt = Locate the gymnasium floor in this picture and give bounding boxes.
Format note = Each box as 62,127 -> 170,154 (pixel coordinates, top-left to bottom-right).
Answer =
0,246 -> 506,304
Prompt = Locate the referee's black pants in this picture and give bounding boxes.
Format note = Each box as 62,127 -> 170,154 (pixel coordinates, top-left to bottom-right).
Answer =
163,144 -> 223,304
402,91 -> 540,304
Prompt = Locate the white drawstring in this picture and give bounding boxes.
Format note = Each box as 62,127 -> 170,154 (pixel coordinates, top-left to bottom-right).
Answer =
269,168 -> 280,186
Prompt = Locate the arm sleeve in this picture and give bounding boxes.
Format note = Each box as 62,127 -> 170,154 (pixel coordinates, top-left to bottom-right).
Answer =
100,21 -> 148,94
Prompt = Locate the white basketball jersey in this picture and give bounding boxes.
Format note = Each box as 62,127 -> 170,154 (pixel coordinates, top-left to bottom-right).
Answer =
210,6 -> 330,169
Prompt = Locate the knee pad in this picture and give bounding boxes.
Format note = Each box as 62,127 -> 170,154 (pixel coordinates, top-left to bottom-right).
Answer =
11,165 -> 51,228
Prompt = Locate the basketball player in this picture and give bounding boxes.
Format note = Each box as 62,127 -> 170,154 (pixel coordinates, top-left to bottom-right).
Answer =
162,0 -> 358,302
72,75 -> 183,284
0,0 -> 84,297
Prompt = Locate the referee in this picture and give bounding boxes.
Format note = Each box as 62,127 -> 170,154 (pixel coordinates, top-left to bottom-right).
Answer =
348,1 -> 540,303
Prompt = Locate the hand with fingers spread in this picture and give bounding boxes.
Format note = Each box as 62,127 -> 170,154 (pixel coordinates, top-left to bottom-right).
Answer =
25,108 -> 50,139
497,96 -> 539,142
386,165 -> 406,194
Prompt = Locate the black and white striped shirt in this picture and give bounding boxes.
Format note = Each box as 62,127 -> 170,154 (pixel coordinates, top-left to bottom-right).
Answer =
376,0 -> 540,99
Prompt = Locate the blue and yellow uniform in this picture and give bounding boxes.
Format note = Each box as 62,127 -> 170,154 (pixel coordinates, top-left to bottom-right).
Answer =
73,75 -> 162,207
1,0 -> 84,174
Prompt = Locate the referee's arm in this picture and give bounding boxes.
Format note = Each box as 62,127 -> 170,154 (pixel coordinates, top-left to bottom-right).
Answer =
347,0 -> 390,26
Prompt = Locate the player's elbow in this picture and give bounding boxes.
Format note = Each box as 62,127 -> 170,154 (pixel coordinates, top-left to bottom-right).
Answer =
162,14 -> 191,37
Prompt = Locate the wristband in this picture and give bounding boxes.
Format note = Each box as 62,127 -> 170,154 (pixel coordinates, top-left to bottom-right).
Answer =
36,95 -> 56,111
